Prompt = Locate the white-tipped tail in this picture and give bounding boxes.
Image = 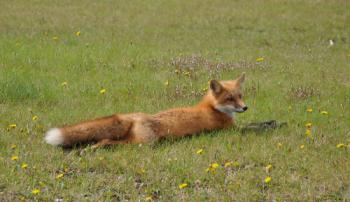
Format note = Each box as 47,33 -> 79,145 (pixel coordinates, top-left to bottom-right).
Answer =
45,128 -> 64,146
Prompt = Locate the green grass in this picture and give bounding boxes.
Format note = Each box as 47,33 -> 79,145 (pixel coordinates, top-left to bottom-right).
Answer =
1,0 -> 350,201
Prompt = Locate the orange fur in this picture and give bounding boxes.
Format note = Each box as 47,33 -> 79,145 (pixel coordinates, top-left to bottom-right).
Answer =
45,73 -> 248,148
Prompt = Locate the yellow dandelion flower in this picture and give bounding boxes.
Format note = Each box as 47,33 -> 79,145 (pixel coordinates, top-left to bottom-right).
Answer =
8,124 -> 17,129
320,111 -> 328,115
31,188 -> 40,195
224,161 -> 233,168
336,143 -> 346,148
137,168 -> 146,174
196,149 -> 203,154
256,57 -> 264,62
178,183 -> 188,189
55,173 -> 64,179
305,129 -> 311,136
265,164 -> 272,172
277,142 -> 283,148
300,144 -> 305,149
99,88 -> 106,94
61,81 -> 68,87
206,162 -> 220,172
145,196 -> 153,201
11,155 -> 19,161
306,108 -> 313,113
32,115 -> 38,121
202,87 -> 208,92
305,123 -> 312,128
211,163 -> 219,169
264,176 -> 272,184
76,31 -> 81,36
52,36 -> 59,41
21,163 -> 28,169
205,163 -> 219,172
164,80 -> 169,86
10,144 -> 17,149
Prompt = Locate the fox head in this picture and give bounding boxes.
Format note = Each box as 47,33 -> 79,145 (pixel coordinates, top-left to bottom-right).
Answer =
209,73 -> 248,117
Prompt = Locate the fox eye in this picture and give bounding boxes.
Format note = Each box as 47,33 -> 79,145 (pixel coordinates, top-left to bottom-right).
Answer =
227,96 -> 235,101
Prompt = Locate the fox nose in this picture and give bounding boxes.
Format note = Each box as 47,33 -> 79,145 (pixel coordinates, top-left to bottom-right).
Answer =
242,106 -> 248,111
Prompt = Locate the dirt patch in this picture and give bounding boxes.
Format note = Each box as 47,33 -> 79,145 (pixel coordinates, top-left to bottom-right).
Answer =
287,86 -> 320,100
165,84 -> 206,102
150,54 -> 270,78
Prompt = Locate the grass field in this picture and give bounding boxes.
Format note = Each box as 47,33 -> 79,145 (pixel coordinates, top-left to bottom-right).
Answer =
1,0 -> 350,201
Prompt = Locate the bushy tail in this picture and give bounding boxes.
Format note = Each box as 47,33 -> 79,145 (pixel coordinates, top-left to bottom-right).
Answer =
44,115 -> 132,147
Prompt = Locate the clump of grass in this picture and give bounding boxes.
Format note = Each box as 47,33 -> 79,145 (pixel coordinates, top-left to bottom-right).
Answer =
0,76 -> 40,103
0,71 -> 58,104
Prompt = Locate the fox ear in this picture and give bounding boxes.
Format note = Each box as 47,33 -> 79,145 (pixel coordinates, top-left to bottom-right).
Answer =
236,72 -> 245,85
210,80 -> 223,95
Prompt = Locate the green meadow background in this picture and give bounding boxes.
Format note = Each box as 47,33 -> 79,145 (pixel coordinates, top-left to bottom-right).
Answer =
1,0 -> 350,201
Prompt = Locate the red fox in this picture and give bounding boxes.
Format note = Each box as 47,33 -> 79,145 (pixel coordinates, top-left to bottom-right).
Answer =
45,73 -> 248,148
